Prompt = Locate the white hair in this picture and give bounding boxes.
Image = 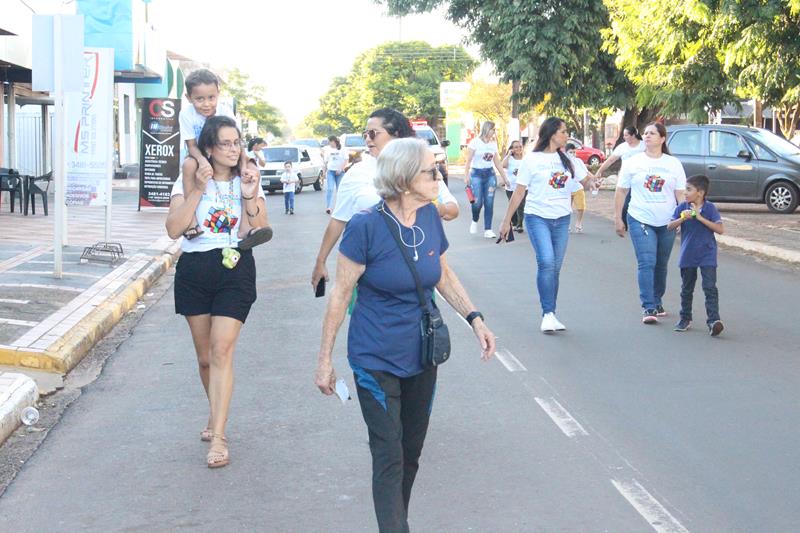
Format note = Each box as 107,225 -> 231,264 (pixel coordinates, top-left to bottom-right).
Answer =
374,138 -> 429,200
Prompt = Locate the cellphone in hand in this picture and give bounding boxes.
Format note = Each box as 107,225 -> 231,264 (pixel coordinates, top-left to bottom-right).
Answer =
495,230 -> 515,244
315,278 -> 326,298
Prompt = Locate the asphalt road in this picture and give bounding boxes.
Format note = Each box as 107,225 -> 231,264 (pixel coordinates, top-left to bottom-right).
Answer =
1,185 -> 799,532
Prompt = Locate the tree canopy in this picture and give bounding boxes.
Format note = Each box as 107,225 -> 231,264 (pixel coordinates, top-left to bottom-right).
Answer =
303,41 -> 476,136
223,68 -> 285,138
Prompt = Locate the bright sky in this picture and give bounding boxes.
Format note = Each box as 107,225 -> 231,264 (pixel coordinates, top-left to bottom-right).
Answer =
149,0 -> 480,127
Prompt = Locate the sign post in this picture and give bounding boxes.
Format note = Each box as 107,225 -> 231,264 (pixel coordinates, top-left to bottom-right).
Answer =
139,98 -> 181,208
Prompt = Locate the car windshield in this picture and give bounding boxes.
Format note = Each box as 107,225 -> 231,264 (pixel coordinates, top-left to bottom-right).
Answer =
293,139 -> 319,148
415,129 -> 439,146
748,129 -> 800,158
344,135 -> 366,148
263,147 -> 298,163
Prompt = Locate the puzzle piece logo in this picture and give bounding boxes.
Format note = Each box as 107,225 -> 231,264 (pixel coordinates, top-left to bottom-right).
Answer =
512,168 -> 519,176
548,171 -> 568,189
644,174 -> 665,192
204,207 -> 238,234
482,152 -> 494,162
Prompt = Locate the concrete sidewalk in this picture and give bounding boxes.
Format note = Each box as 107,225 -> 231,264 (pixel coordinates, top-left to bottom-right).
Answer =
0,188 -> 178,444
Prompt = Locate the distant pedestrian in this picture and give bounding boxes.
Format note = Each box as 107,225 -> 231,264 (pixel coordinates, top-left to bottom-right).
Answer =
324,136 -> 347,214
280,161 -> 299,214
502,140 -> 526,233
499,117 -> 596,333
463,121 -> 508,239
666,175 -> 725,335
247,137 -> 268,169
166,116 -> 270,468
315,137 -> 495,532
615,122 -> 686,324
565,142 -> 599,233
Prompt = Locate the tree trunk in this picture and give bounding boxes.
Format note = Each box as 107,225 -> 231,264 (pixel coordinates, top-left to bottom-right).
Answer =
511,79 -> 520,119
753,99 -> 762,128
776,104 -> 799,140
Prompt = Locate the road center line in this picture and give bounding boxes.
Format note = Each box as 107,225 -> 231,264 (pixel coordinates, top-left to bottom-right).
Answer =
0,298 -> 30,304
494,348 -> 527,372
611,479 -> 690,533
534,397 -> 589,437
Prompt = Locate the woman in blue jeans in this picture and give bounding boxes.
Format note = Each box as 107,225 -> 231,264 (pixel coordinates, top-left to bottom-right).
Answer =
324,135 -> 347,214
463,121 -> 507,238
499,117 -> 595,332
614,122 -> 686,324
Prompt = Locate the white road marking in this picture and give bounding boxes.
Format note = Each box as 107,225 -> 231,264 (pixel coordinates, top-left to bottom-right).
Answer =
534,397 -> 589,437
0,318 -> 38,327
7,270 -> 102,279
494,348 -> 527,372
0,283 -> 83,293
612,479 -> 689,533
721,216 -> 736,222
0,298 -> 29,304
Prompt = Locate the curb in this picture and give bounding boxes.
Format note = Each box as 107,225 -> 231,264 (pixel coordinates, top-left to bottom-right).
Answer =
0,242 -> 180,374
0,373 -> 38,445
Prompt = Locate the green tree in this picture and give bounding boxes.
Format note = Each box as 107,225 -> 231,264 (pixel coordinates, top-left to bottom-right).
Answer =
304,41 -> 476,135
223,68 -> 285,138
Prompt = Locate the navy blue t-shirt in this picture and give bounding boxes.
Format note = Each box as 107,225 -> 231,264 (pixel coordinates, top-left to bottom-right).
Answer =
671,201 -> 721,268
339,203 -> 449,377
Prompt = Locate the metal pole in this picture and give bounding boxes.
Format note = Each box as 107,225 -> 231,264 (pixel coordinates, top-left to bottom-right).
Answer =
8,83 -> 16,169
53,16 -> 65,278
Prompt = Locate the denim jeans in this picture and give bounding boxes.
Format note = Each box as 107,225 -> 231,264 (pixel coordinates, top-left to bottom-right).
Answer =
680,266 -> 720,324
627,214 -> 676,310
525,213 -> 571,315
470,168 -> 496,230
284,191 -> 295,212
325,170 -> 342,209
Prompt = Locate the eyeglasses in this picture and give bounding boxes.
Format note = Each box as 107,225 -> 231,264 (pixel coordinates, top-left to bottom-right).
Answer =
420,167 -> 439,181
362,129 -> 387,140
216,140 -> 242,152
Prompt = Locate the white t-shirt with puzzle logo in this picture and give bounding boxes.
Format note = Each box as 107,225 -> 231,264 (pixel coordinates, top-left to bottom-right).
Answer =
468,138 -> 498,169
517,151 -> 586,218
618,152 -> 686,227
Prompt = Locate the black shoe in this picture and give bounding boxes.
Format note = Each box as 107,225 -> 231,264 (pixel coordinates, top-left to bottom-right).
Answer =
290,209 -> 294,215
709,320 -> 724,337
285,209 -> 289,214
673,318 -> 691,332
655,305 -> 667,317
642,309 -> 658,324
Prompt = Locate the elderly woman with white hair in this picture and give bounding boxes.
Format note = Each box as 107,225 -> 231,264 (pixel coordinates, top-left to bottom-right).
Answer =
315,137 -> 496,532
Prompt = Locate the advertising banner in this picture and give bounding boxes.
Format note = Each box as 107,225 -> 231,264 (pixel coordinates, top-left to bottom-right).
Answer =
64,47 -> 114,206
139,98 -> 181,208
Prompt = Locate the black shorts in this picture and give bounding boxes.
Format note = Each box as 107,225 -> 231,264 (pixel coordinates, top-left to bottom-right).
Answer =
174,248 -> 257,323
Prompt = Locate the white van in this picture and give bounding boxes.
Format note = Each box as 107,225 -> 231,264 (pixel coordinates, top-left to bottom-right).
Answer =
259,145 -> 324,193
413,123 -> 451,180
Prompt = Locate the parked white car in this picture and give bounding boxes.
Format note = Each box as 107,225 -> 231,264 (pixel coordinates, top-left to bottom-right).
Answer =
413,123 -> 451,181
259,145 -> 324,193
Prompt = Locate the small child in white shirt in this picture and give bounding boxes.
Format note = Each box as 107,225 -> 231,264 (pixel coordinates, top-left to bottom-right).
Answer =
280,161 -> 299,214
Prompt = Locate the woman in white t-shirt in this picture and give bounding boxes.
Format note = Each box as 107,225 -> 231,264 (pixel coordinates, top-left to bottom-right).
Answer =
499,117 -> 596,333
596,126 -> 645,229
166,116 -> 270,469
463,121 -> 508,238
615,122 -> 686,324
501,140 -> 526,232
324,136 -> 347,214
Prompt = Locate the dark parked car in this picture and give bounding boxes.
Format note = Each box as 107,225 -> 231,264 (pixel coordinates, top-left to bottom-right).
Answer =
667,124 -> 800,213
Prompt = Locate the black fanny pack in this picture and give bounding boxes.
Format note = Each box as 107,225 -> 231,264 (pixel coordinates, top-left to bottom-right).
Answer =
379,203 -> 451,368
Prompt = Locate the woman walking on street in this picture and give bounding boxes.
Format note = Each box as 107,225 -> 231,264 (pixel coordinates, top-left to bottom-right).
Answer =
499,117 -> 595,333
596,126 -> 645,229
324,135 -> 347,214
464,121 -> 508,238
614,122 -> 686,324
166,116 -> 269,468
315,138 -> 495,532
502,139 -> 526,233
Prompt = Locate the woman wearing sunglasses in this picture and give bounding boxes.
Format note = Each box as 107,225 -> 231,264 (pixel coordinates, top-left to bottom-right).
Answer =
311,108 -> 416,290
464,121 -> 508,239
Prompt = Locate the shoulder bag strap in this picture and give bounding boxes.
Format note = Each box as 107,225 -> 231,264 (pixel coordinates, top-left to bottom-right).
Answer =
378,202 -> 428,311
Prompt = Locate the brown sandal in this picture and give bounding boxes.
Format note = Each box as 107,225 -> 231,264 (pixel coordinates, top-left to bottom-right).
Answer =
207,434 -> 229,468
200,428 -> 213,442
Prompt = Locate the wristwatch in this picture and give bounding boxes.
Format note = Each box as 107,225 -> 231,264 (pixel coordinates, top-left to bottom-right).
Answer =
466,311 -> 484,326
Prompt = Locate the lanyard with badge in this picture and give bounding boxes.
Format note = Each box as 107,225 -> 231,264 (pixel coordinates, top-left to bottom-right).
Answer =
212,178 -> 241,269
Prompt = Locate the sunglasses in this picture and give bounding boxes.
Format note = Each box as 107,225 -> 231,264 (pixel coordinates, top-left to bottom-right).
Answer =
362,128 -> 387,140
420,167 -> 439,181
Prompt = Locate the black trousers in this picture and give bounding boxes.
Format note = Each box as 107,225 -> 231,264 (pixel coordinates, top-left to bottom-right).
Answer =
353,366 -> 437,533
680,266 -> 720,324
505,189 -> 526,228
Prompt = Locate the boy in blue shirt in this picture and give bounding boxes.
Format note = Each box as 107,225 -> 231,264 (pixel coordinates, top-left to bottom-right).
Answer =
667,175 -> 725,336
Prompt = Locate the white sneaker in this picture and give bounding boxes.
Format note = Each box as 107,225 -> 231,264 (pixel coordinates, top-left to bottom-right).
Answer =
484,229 -> 497,239
469,221 -> 478,234
551,314 -> 566,331
540,313 -> 556,332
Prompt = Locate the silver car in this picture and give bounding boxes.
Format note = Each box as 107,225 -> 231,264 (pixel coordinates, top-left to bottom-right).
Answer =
259,145 -> 324,193
667,124 -> 800,213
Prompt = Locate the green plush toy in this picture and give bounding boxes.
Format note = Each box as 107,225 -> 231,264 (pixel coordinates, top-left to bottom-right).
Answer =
221,247 -> 241,269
